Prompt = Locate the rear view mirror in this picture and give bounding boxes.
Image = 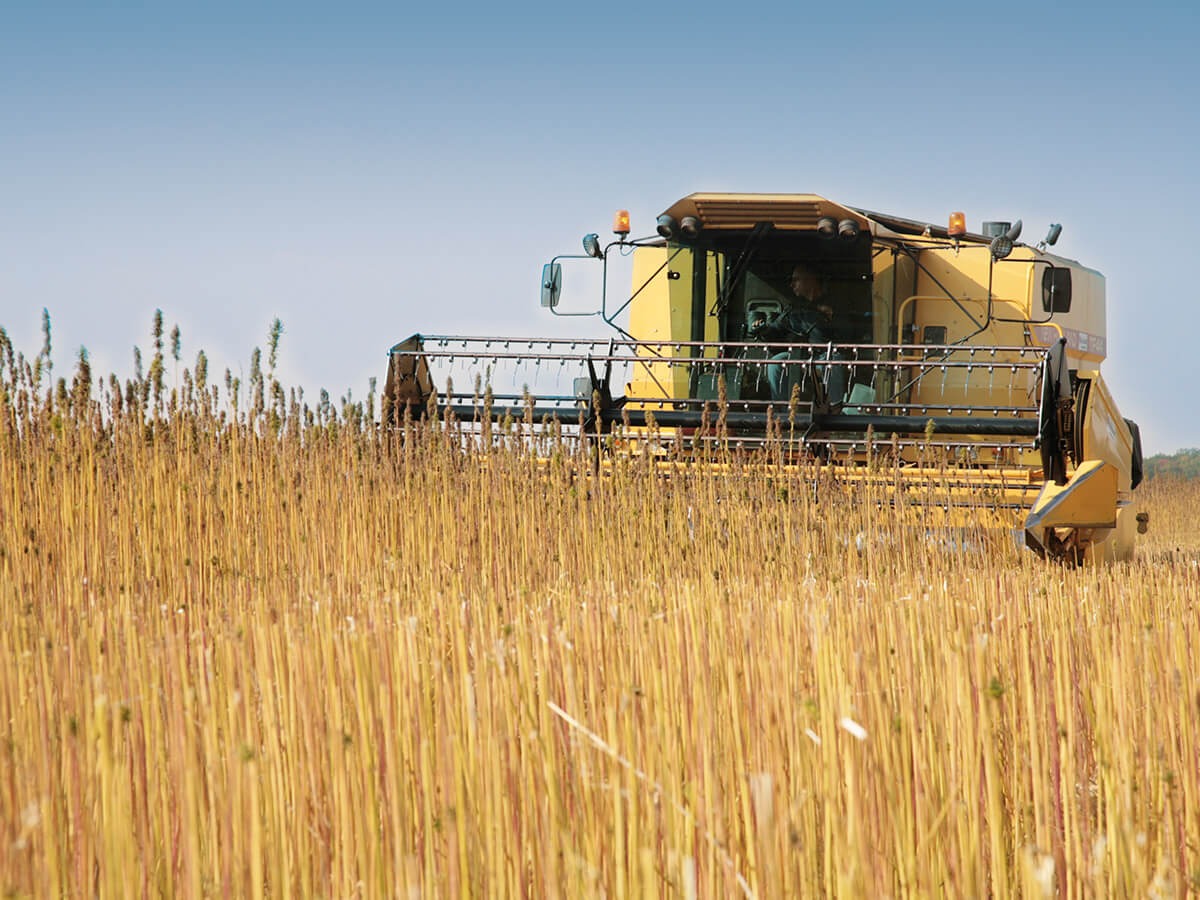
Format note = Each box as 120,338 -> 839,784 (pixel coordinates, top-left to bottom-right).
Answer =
540,263 -> 562,308
1042,267 -> 1072,313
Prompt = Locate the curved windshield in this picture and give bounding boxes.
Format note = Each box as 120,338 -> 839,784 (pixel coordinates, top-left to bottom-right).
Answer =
722,254 -> 873,344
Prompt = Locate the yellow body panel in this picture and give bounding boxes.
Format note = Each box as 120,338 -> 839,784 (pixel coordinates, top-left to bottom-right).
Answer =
626,245 -> 720,403
1071,372 -> 1139,560
1077,372 -> 1135,489
1027,460 -> 1118,530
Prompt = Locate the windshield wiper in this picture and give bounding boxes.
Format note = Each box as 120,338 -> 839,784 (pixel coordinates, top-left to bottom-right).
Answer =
711,221 -> 774,316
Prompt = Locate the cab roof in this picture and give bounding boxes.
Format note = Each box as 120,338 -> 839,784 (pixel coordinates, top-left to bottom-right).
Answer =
659,192 -> 994,244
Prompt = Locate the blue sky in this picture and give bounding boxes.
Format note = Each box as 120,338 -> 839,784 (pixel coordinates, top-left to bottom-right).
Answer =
3,3 -> 1198,451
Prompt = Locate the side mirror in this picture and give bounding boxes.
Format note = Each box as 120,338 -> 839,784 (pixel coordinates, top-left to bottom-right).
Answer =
1042,267 -> 1072,313
540,262 -> 562,308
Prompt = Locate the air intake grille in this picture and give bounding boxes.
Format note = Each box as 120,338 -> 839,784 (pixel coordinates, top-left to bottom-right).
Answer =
693,198 -> 823,229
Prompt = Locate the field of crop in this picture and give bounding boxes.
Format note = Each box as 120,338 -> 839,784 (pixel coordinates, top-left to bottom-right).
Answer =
1,321 -> 1198,897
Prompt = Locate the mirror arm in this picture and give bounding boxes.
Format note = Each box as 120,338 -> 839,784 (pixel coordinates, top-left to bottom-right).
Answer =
545,253 -> 604,317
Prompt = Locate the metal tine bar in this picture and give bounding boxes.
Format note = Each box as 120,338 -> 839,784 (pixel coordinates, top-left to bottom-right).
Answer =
404,339 -> 1045,357
657,429 -> 1036,446
438,401 -> 1044,419
838,404 -> 1037,416
435,411 -> 1042,441
608,393 -> 1038,412
418,335 -> 1045,354
439,414 -> 1040,442
435,407 -> 1040,437
445,397 -> 583,407
405,349 -> 1044,370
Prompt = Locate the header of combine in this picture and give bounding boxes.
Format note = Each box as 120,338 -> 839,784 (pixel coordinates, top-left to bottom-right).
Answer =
385,193 -> 1147,563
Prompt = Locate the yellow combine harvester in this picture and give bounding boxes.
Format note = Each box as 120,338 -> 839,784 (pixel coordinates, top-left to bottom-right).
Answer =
384,193 -> 1147,563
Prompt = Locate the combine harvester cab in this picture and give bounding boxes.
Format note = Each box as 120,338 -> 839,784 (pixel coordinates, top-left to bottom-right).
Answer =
384,194 -> 1147,564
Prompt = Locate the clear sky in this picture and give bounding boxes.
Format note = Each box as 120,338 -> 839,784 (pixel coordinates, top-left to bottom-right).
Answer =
4,3 -> 1198,452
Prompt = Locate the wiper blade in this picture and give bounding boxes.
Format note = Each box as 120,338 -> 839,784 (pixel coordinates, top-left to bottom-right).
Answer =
712,221 -> 774,316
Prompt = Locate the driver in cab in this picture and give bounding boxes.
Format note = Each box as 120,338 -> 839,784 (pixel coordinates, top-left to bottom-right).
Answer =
750,263 -> 834,400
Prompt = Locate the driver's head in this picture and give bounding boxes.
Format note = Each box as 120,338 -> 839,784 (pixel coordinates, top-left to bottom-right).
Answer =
789,264 -> 822,301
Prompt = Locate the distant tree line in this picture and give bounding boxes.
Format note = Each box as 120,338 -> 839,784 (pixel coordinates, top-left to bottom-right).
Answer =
1144,448 -> 1200,480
